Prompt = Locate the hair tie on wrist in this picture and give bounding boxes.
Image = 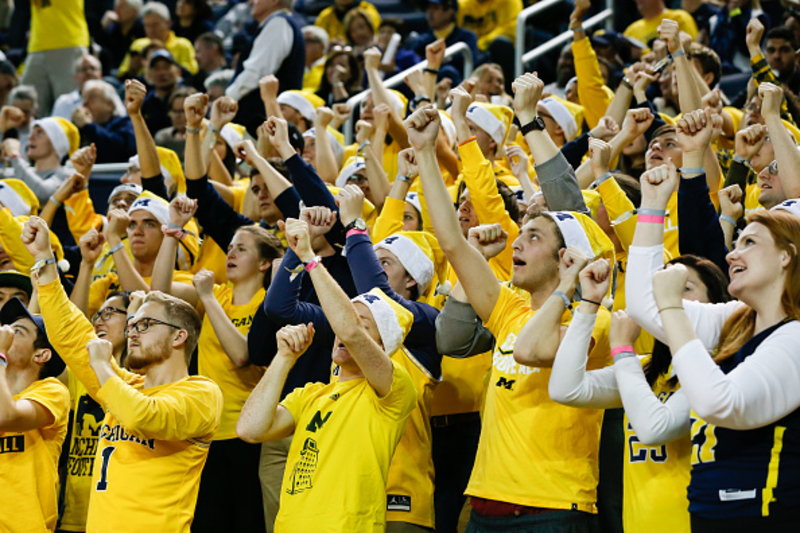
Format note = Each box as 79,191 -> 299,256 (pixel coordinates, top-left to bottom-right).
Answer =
679,167 -> 704,175
637,208 -> 667,217
552,290 -> 572,309
720,214 -> 737,227
670,48 -> 686,60
49,196 -> 62,208
161,224 -> 186,240
186,126 -> 202,134
423,67 -> 439,75
611,345 -> 635,358
581,298 -> 602,306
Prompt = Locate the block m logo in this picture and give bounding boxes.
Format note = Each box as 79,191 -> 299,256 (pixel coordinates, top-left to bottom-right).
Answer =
305,411 -> 332,433
496,377 -> 515,390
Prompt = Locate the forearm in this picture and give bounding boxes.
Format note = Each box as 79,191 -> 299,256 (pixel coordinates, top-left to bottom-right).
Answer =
131,113 -> 160,178
201,294 -> 250,367
675,55 -> 704,113
605,84 -> 634,128
107,235 -> 150,292
523,130 -> 560,166
11,157 -> 61,200
185,131 -> 206,180
513,285 -> 574,367
549,308 -> 622,408
363,144 -> 391,209
150,235 -> 179,294
677,174 -> 729,274
253,156 -> 292,199
765,114 -> 800,198
314,128 -> 339,184
39,199 -> 59,228
613,356 -> 691,444
435,295 -> 496,358
208,150 -> 234,186
537,150 -> 589,214
237,356 -> 293,442
70,261 -> 94,315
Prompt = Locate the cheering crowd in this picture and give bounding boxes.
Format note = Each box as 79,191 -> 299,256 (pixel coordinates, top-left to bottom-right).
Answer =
2,0 -> 800,532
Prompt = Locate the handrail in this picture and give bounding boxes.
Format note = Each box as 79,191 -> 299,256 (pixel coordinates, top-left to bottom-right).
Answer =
343,42 -> 474,145
3,163 -> 130,180
514,0 -> 567,80
520,9 -> 614,72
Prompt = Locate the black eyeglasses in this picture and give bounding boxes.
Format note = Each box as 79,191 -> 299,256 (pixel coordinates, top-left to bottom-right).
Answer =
125,317 -> 182,337
768,160 -> 779,175
91,306 -> 127,325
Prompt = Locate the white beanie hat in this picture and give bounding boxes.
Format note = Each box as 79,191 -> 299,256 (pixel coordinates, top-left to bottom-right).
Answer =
277,91 -> 318,122
374,233 -> 435,294
127,192 -> 170,225
350,288 -> 413,355
405,192 -> 422,217
336,157 -> 367,187
32,118 -> 71,160
538,97 -> 578,141
108,183 -> 143,204
543,211 -> 594,259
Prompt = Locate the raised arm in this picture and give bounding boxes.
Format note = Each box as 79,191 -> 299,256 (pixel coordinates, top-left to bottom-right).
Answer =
149,196 -> 201,307
282,218 -> 395,397
364,48 -> 409,149
71,229 -> 106,315
237,324 -> 313,443
513,247 -> 590,367
549,260 -> 622,407
760,83 -> 800,199
405,106 -> 500,322
193,270 -> 249,368
313,107 -> 339,184
125,79 -> 161,180
40,172 -> 87,229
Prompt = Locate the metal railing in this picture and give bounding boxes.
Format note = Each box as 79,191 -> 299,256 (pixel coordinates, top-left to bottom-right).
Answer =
515,0 -> 615,79
343,42 -> 474,145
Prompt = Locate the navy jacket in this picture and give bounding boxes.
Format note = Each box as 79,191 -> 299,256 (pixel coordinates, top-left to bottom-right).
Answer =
80,116 -> 136,163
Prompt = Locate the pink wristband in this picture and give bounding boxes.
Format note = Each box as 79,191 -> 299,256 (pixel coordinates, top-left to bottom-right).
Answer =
346,228 -> 369,238
610,345 -> 635,358
304,256 -> 321,273
638,214 -> 665,224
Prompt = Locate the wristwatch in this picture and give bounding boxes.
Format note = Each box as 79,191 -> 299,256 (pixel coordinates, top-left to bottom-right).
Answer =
345,218 -> 367,232
520,116 -> 547,135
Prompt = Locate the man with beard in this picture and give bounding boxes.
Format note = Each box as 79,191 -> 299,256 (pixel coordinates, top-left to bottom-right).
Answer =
22,215 -> 223,533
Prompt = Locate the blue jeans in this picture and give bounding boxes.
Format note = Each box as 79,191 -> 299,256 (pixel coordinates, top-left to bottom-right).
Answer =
432,415 -> 481,533
466,509 -> 600,533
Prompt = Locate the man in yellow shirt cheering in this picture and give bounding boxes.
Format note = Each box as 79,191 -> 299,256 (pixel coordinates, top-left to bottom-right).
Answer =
22,216 -> 223,533
0,297 -> 69,533
406,80 -> 612,530
237,218 -> 417,533
623,0 -> 698,49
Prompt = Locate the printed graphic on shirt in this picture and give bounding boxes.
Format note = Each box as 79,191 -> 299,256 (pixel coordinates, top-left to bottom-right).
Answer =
690,416 -> 718,466
286,437 -> 319,494
493,332 -> 541,378
0,435 -> 24,454
69,394 -> 104,477
387,494 -> 411,512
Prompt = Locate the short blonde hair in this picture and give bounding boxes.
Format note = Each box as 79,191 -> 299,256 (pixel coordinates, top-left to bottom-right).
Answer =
143,291 -> 201,363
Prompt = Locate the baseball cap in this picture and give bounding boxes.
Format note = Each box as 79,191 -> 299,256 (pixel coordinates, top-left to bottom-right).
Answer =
149,49 -> 178,68
0,270 -> 32,299
426,0 -> 458,10
0,297 -> 65,378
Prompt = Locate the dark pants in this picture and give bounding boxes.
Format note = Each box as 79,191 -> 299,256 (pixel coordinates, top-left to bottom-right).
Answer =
432,414 -> 481,533
596,408 -> 624,533
691,507 -> 800,533
192,437 -> 266,533
466,509 -> 600,533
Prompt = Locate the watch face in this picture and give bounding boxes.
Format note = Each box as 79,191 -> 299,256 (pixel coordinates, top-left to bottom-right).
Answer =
534,116 -> 546,130
355,219 -> 367,231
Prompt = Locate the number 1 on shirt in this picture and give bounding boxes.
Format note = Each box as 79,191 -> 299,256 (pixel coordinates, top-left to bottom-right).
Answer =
96,446 -> 116,491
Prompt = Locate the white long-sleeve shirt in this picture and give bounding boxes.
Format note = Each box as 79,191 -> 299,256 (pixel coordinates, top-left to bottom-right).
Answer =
225,11 -> 293,102
626,243 -> 800,431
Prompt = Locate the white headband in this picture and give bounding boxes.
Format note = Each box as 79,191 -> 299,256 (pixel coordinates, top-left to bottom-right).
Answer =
277,92 -> 316,122
0,181 -> 31,217
544,211 -> 594,259
538,97 -> 578,141
128,196 -> 170,225
336,159 -> 366,187
374,234 -> 434,294
32,118 -> 70,160
466,104 -> 505,146
351,292 -> 404,355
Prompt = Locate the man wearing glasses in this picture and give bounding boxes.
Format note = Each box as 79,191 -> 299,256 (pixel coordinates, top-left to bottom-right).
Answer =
22,216 -> 223,533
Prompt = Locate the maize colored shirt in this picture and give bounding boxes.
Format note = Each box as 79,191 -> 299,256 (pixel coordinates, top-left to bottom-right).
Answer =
572,37 -> 615,129
314,1 -> 381,42
466,286 -> 611,511
623,359 -> 691,533
0,378 -> 69,533
458,0 -> 522,50
275,359 -> 416,532
118,32 -> 198,76
199,284 -> 266,440
623,9 -> 698,49
37,278 -> 223,533
60,372 -> 107,532
29,0 -> 89,52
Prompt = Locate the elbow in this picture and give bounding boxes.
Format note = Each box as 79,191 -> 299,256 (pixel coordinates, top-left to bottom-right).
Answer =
635,428 -> 668,447
514,346 -> 554,368
548,381 -> 573,406
235,419 -> 264,444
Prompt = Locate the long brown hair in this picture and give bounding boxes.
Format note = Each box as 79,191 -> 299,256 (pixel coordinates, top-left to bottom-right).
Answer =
715,210 -> 800,362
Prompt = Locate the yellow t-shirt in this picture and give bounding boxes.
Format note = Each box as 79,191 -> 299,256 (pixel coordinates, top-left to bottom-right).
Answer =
458,0 -> 522,50
385,348 -> 439,528
60,372 -> 107,532
0,378 -> 70,533
344,138 -> 402,187
29,0 -> 89,53
118,31 -> 198,77
623,9 -> 699,49
199,284 -> 266,440
466,286 -> 611,511
87,270 -> 196,318
745,183 -> 763,217
623,362 -> 691,532
276,360 -> 416,532
37,279 -> 223,533
304,59 -> 326,93
314,1 -> 382,42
